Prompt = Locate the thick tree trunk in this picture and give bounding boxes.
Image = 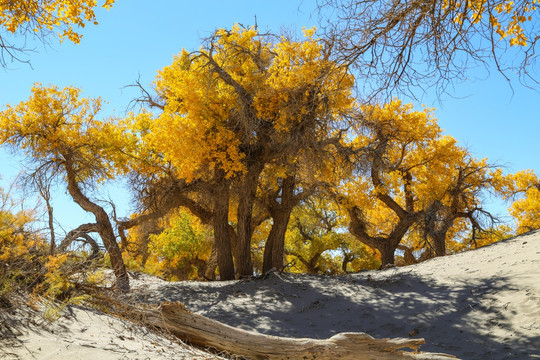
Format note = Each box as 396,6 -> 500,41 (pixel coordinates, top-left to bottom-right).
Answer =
262,176 -> 296,273
64,158 -> 129,291
432,230 -> 448,257
378,240 -> 398,267
262,210 -> 291,273
235,165 -> 263,277
236,195 -> 255,276
213,170 -> 235,280
135,302 -> 456,360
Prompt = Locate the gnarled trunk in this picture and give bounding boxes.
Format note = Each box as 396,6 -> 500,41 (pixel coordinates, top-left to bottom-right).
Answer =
433,231 -> 447,257
377,240 -> 398,266
204,244 -> 218,280
64,158 -> 129,291
347,206 -> 417,267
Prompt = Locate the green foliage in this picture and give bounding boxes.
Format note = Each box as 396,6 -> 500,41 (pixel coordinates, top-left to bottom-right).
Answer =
145,209 -> 213,280
285,198 -> 380,274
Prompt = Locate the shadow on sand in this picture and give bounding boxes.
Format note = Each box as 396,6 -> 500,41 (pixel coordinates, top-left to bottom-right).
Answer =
137,270 -> 540,360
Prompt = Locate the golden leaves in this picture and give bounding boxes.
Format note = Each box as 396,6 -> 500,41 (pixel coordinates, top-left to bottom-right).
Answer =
146,24 -> 355,182
343,100 -> 495,241
0,83 -> 129,183
493,169 -> 540,234
444,0 -> 538,46
0,0 -> 114,43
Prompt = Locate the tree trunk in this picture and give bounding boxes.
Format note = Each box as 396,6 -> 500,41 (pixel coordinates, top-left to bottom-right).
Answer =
235,194 -> 254,276
432,230 -> 448,257
64,158 -> 129,291
262,176 -> 296,273
235,165 -> 263,277
262,209 -> 291,273
213,170 -> 235,280
342,253 -> 354,273
378,241 -> 397,267
134,302 -> 456,360
204,244 -> 218,280
44,198 -> 55,255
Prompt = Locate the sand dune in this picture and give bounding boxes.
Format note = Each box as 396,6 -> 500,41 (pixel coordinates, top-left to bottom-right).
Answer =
2,230 -> 540,359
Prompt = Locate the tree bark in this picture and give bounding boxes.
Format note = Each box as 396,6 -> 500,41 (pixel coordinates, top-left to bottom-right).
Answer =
432,231 -> 447,257
235,165 -> 264,277
262,176 -> 296,273
133,302 -> 456,360
377,239 -> 398,266
347,206 -> 419,267
63,158 -> 129,291
204,244 -> 218,280
397,245 -> 417,265
213,169 -> 235,280
262,210 -> 291,273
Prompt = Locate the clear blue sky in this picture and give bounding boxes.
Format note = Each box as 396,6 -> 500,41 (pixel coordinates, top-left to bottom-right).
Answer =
1,0 -> 538,233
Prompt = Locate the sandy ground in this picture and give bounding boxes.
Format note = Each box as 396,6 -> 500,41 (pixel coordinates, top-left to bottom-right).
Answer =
2,229 -> 540,359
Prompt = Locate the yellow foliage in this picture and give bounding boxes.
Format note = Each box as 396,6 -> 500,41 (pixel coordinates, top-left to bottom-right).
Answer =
345,100 -> 464,236
0,83 -> 131,183
144,24 -> 355,182
343,99 -> 501,260
494,169 -> 540,234
284,198 -> 379,274
0,0 -> 114,43
443,0 -> 538,46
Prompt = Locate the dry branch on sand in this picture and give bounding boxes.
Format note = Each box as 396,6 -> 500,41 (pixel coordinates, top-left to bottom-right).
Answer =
131,301 -> 456,360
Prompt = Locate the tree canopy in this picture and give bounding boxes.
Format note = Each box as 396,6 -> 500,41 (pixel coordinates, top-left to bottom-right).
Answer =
0,0 -> 114,66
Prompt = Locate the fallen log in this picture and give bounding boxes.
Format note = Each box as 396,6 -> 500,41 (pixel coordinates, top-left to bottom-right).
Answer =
135,301 -> 457,360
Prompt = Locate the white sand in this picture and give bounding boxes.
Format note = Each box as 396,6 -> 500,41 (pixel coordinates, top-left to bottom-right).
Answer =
2,230 -> 540,359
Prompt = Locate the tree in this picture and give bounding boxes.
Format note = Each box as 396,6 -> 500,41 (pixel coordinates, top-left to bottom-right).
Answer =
0,0 -> 114,67
144,209 -> 213,280
317,0 -> 540,97
132,24 -> 355,279
284,196 -> 379,274
342,100 -> 441,265
0,186 -> 42,280
0,84 -> 130,291
342,99 -> 499,265
259,166 -> 316,274
495,169 -> 540,234
416,157 -> 499,257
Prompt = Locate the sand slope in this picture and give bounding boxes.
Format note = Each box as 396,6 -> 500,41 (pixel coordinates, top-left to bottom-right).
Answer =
2,230 -> 540,359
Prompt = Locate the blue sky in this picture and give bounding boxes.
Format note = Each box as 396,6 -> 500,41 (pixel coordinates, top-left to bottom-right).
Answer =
1,0 -> 538,232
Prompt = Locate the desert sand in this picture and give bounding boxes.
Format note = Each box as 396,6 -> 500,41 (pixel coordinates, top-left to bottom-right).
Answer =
1,229 -> 540,359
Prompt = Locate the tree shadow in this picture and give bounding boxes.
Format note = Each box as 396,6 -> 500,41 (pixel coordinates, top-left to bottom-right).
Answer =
136,270 -> 540,360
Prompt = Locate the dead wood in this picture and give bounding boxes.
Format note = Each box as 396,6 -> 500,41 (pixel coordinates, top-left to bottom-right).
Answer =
134,301 -> 457,360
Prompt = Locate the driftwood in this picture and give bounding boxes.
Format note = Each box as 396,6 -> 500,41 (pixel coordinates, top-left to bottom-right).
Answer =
136,301 -> 457,360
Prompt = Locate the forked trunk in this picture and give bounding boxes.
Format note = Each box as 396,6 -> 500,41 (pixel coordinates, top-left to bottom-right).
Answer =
378,239 -> 398,267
